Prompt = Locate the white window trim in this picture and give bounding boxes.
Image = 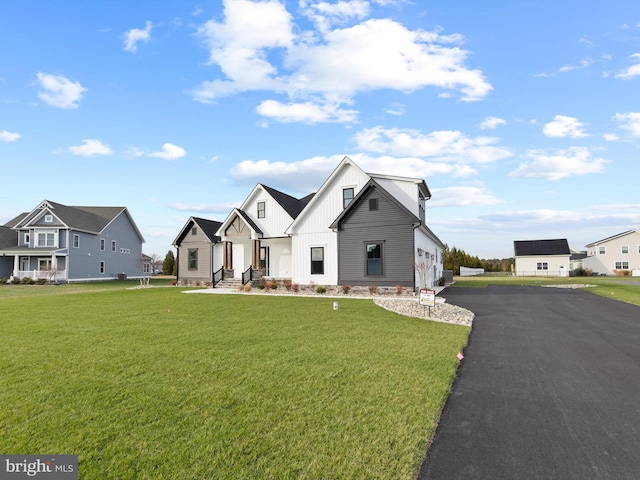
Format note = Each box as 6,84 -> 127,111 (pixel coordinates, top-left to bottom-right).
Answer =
598,246 -> 606,255
35,229 -> 58,248
621,245 -> 629,254
73,234 -> 80,248
100,239 -> 105,251
44,214 -> 53,223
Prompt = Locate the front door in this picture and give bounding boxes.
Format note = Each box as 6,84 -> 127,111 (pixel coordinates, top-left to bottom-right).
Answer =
260,246 -> 269,276
20,256 -> 29,271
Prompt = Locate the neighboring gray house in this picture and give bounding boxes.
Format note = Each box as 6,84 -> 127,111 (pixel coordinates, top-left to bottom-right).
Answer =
1,200 -> 145,282
0,225 -> 17,278
514,239 -> 571,277
173,216 -> 223,284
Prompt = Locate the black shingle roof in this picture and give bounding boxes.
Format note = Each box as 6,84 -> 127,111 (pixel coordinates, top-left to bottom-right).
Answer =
514,239 -> 571,256
192,217 -> 223,242
262,185 -> 312,219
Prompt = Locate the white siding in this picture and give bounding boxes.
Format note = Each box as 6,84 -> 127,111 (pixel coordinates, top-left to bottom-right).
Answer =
585,231 -> 640,275
373,178 -> 420,217
289,163 -> 369,285
515,256 -> 570,276
414,229 -> 443,289
242,187 -> 294,238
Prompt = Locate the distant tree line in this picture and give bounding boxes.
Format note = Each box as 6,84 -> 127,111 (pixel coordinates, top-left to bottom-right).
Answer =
443,245 -> 513,275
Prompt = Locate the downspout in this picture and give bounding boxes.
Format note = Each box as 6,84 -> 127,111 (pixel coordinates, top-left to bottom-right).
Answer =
175,247 -> 179,283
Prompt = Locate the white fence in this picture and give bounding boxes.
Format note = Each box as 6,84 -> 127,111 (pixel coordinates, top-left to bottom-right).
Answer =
460,266 -> 485,276
15,270 -> 67,282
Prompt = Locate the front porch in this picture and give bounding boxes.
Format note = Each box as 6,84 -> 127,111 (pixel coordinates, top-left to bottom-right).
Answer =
6,252 -> 68,283
14,269 -> 68,282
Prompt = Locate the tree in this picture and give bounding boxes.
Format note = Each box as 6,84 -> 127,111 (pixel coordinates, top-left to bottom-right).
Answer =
163,250 -> 176,276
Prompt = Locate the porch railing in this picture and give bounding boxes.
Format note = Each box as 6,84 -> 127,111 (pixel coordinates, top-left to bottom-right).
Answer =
213,267 -> 224,286
15,270 -> 67,282
241,267 -> 253,285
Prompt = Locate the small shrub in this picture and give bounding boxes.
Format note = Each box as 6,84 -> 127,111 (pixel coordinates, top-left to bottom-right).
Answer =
11,277 -> 21,284
341,284 -> 351,295
0,277 -> 7,284
395,284 -> 403,295
265,280 -> 273,290
283,279 -> 292,291
438,276 -> 446,286
37,278 -> 48,285
243,283 -> 252,292
23,277 -> 34,285
316,285 -> 327,294
292,283 -> 299,293
171,279 -> 177,286
194,280 -> 202,287
368,285 -> 379,295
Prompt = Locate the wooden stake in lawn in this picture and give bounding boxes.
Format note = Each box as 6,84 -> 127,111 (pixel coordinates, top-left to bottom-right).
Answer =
419,289 -> 436,317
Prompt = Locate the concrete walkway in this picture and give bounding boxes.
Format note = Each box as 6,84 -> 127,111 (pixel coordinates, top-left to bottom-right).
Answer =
418,285 -> 640,480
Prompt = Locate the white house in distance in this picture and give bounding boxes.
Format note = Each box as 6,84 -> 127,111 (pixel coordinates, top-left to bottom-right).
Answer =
583,229 -> 640,276
513,239 -> 571,277
174,156 -> 445,290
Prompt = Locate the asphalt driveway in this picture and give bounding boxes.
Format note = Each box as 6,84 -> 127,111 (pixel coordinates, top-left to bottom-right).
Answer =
418,285 -> 640,480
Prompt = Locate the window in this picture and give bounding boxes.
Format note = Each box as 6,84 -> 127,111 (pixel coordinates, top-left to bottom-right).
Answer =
44,215 -> 53,223
366,243 -> 383,275
343,188 -> 354,209
100,239 -> 105,251
188,248 -> 198,270
369,198 -> 378,211
37,232 -> 55,247
99,261 -> 105,274
38,258 -> 52,271
73,234 -> 80,248
598,246 -> 606,255
111,240 -> 116,252
257,201 -> 265,219
310,247 -> 324,275
621,245 -> 629,254
191,227 -> 197,235
24,233 -> 30,245
615,261 -> 629,270
537,262 -> 548,270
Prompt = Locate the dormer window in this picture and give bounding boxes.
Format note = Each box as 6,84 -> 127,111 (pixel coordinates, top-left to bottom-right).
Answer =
44,215 -> 53,223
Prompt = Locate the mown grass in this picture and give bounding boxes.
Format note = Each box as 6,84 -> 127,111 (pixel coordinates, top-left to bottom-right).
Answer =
451,275 -> 640,306
0,285 -> 469,479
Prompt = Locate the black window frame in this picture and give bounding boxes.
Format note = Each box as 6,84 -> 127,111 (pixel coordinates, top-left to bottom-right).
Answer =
188,248 -> 198,270
310,247 -> 324,275
343,188 -> 354,209
369,198 -> 378,211
365,242 -> 383,276
257,201 -> 266,219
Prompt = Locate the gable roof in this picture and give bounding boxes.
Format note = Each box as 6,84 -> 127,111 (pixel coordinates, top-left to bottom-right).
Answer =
261,185 -> 309,219
216,208 -> 264,239
173,216 -> 223,246
9,200 -> 142,240
585,229 -> 639,247
329,178 -> 445,248
514,239 -> 571,257
0,225 -> 17,248
286,156 -> 368,234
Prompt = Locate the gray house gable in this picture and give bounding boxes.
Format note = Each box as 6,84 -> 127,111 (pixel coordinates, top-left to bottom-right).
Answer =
330,179 -> 423,287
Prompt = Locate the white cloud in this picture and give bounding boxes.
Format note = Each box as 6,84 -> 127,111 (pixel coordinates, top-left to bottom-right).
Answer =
479,116 -> 506,130
428,186 -> 504,207
67,139 -> 112,157
36,72 -> 87,109
509,146 -> 608,180
603,133 -> 619,141
558,57 -> 593,73
614,112 -> 640,136
300,0 -> 370,32
256,99 -> 358,123
615,53 -> 640,79
149,143 -> 187,160
542,115 -> 588,138
123,21 -> 152,52
0,130 -> 20,142
385,102 -> 405,116
352,126 -> 512,163
192,1 -> 492,121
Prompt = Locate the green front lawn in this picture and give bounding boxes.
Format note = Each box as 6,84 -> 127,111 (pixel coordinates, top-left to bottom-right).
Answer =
0,286 -> 469,479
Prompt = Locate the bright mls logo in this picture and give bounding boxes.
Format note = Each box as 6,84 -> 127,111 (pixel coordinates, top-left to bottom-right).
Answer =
1,455 -> 77,479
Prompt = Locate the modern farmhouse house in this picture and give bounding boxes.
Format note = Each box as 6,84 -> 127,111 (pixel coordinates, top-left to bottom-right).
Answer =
174,156 -> 445,290
583,229 -> 640,276
0,200 -> 145,282
513,239 -> 571,277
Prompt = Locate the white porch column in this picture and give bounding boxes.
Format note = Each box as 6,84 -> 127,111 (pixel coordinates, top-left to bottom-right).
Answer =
13,255 -> 19,276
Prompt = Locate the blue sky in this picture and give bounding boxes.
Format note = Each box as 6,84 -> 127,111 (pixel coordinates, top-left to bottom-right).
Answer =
2,0 -> 640,259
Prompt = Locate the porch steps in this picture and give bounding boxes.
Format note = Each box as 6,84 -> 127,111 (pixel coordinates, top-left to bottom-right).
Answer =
215,278 -> 243,290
